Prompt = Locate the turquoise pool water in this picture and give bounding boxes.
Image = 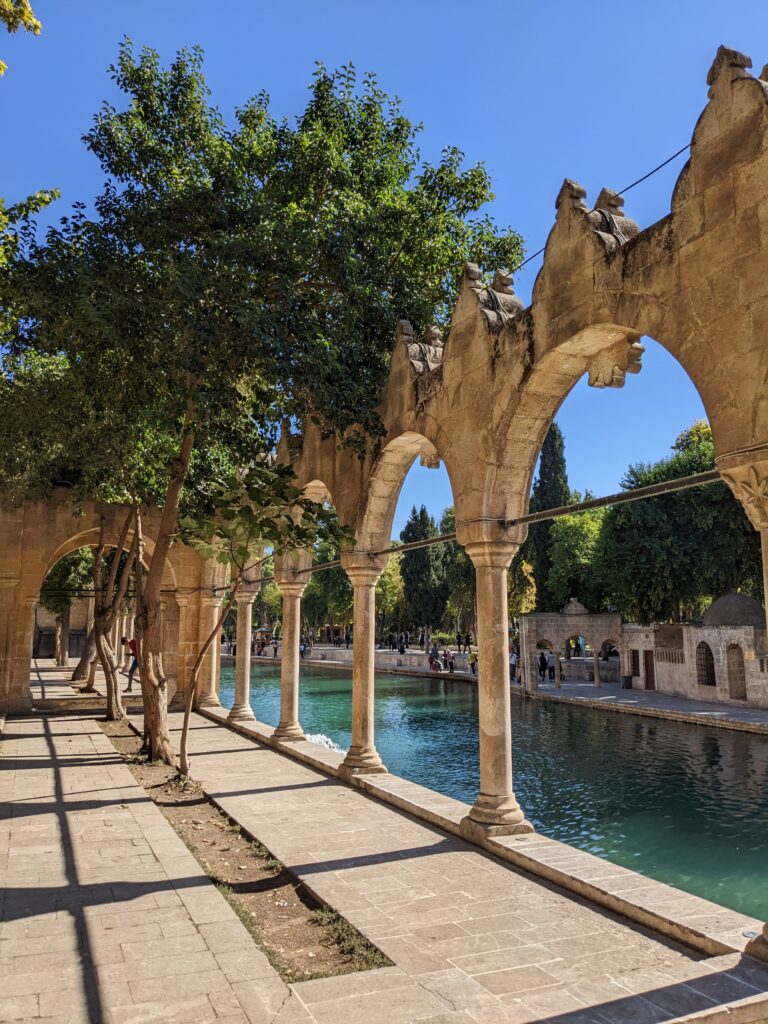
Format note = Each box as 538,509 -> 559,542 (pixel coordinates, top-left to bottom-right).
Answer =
219,662 -> 768,919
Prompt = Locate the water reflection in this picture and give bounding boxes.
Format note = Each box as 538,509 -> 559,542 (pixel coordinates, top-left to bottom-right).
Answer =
219,662 -> 768,918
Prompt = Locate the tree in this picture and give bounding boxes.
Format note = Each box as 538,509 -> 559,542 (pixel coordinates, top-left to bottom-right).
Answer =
546,499 -> 606,611
440,507 -> 475,634
39,549 -> 92,666
508,553 -> 536,619
595,421 -> 762,623
400,505 -> 448,635
302,536 -> 353,637
1,45 -> 521,763
526,423 -> 571,611
1,0 -> 40,75
375,549 -> 406,635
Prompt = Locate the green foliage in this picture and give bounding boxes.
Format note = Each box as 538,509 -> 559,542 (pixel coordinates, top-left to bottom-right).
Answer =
375,550 -> 406,630
0,0 -> 41,75
595,422 -> 761,622
546,498 -> 606,611
439,507 -> 475,631
509,553 -> 536,618
526,423 -> 571,612
400,505 -> 448,630
0,42 -> 523,615
301,534 -> 353,631
40,548 -> 93,617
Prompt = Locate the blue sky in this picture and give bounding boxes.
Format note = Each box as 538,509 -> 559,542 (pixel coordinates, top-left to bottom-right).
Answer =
3,1 -> 765,536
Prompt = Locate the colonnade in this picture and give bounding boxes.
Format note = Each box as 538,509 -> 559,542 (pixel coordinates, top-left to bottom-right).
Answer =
218,539 -> 532,839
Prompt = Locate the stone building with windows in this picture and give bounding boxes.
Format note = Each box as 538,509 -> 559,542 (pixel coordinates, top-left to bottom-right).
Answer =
621,593 -> 768,707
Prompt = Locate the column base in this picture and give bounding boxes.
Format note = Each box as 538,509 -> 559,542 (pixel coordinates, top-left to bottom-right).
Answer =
197,693 -> 221,709
227,703 -> 255,723
168,689 -> 186,710
338,746 -> 388,778
461,792 -> 534,839
272,722 -> 305,742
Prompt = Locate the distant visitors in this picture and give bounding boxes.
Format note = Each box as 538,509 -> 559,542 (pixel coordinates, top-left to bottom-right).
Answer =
299,642 -> 305,659
547,650 -> 555,681
456,631 -> 463,653
464,632 -> 471,652
448,650 -> 455,673
121,636 -> 139,693
509,649 -> 517,682
419,631 -> 425,650
468,649 -> 478,675
272,639 -> 279,659
345,630 -> 351,650
429,643 -> 439,662
538,651 -> 547,681
442,649 -> 449,670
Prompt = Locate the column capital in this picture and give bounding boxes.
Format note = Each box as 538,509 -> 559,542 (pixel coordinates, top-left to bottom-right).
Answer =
341,550 -> 388,587
463,540 -> 518,571
235,591 -> 257,608
200,594 -> 223,609
274,574 -> 308,598
717,448 -> 768,531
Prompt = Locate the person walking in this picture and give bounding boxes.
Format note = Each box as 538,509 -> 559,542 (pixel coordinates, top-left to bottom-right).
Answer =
538,651 -> 547,681
547,650 -> 555,681
468,648 -> 478,675
272,637 -> 279,659
121,635 -> 139,693
455,631 -> 463,654
509,648 -> 517,683
464,632 -> 471,653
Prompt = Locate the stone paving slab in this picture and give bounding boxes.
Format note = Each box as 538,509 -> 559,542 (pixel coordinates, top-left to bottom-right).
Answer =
170,710 -> 768,1023
0,711 -> 308,1024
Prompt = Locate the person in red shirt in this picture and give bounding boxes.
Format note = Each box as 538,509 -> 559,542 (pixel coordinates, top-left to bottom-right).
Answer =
121,636 -> 139,693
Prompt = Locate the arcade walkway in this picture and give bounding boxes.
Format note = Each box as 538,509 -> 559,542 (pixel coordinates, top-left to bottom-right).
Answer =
5,667 -> 768,1022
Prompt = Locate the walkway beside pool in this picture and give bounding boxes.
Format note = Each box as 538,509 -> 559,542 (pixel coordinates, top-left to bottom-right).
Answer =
170,706 -> 768,1023
526,679 -> 768,735
16,663 -> 768,1021
0,710 -> 302,1023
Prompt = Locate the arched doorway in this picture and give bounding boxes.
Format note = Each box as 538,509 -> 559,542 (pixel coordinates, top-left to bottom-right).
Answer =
696,641 -> 716,687
726,643 -> 747,700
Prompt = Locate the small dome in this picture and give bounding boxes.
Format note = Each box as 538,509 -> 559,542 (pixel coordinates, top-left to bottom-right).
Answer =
703,593 -> 766,628
562,598 -> 588,615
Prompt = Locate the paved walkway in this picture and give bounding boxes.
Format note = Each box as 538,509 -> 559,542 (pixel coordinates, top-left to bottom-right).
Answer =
528,680 -> 768,734
0,712 -> 303,1023
172,710 -> 768,1024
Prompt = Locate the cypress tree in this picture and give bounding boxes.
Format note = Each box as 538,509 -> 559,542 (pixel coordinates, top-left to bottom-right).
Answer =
400,505 -> 449,633
528,423 -> 570,611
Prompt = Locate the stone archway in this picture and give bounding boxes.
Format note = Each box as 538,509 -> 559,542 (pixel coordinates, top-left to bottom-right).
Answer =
274,45 -> 768,843
0,493 -> 220,713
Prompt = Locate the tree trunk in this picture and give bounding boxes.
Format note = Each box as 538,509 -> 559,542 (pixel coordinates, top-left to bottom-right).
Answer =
72,628 -> 96,681
179,586 -> 238,776
60,607 -> 70,666
54,616 -> 64,666
96,627 -> 125,721
134,512 -> 176,766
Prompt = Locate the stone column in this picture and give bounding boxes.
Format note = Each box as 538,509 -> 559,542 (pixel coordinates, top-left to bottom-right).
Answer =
720,451 -> 768,960
461,542 -> 532,838
228,592 -> 256,722
197,597 -> 222,708
339,554 -> 388,777
592,643 -> 602,688
272,577 -> 307,741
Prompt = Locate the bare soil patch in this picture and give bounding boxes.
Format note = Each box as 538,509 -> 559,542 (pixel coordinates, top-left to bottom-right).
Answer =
100,718 -> 390,983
